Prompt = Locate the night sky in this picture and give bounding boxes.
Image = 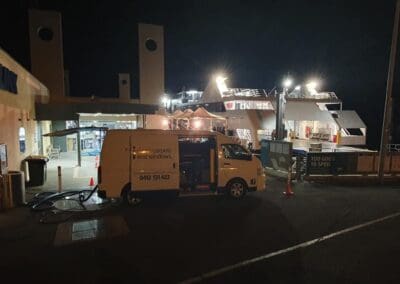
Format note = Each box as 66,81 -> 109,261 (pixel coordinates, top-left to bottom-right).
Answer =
0,0 -> 398,149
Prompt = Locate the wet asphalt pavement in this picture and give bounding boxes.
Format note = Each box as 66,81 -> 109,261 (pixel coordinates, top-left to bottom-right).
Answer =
0,177 -> 400,283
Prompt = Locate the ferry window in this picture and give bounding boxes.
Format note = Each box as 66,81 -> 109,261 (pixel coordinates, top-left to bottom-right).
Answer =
222,144 -> 251,160
178,137 -> 210,143
326,104 -> 341,111
346,128 -> 363,136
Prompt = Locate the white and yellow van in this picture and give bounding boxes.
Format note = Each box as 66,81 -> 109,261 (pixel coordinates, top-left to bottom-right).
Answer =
98,129 -> 265,201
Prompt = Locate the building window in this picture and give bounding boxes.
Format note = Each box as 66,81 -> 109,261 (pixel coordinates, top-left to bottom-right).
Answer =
145,38 -> 158,52
37,27 -> 54,41
19,127 -> 26,153
0,64 -> 18,94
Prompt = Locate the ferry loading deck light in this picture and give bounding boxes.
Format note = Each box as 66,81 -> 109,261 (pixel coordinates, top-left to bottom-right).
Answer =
283,78 -> 293,89
306,80 -> 318,89
216,75 -> 228,95
186,90 -> 198,95
306,80 -> 320,95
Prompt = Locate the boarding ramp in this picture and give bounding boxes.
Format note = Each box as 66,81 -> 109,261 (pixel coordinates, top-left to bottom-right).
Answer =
260,139 -> 400,182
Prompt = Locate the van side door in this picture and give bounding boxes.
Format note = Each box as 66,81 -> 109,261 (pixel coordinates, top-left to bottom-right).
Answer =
131,133 -> 179,191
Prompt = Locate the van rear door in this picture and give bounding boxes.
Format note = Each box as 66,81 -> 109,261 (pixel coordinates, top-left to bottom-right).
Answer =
130,133 -> 179,191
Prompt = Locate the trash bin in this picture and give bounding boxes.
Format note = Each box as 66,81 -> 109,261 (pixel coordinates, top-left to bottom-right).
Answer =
24,156 -> 48,187
6,171 -> 26,206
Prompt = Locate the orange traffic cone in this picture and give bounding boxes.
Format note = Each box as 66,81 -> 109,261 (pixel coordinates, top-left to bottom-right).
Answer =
283,182 -> 294,196
89,177 -> 95,187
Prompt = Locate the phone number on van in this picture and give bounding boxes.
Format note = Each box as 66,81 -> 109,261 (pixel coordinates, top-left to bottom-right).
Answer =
139,174 -> 170,181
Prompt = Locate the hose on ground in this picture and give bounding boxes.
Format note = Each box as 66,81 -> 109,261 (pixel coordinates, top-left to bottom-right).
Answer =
30,184 -> 99,212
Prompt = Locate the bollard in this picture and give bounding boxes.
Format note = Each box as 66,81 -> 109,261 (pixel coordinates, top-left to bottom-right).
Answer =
2,174 -> 14,209
296,156 -> 301,181
57,166 -> 62,193
95,156 -> 99,168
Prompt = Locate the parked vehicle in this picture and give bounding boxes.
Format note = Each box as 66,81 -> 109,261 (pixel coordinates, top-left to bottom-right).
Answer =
98,129 -> 265,201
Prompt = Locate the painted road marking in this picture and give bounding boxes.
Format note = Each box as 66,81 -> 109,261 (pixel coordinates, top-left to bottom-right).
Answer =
180,211 -> 400,284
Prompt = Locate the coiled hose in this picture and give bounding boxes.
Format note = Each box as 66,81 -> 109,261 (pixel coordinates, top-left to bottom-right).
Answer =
30,184 -> 99,211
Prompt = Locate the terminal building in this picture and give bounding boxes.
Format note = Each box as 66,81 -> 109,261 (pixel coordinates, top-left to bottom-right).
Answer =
1,9 -> 166,172
0,47 -> 48,171
28,9 -> 164,156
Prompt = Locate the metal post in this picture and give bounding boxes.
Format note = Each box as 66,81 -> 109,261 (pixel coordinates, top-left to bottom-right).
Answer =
275,91 -> 285,140
275,92 -> 280,140
57,166 -> 62,193
378,0 -> 400,183
281,90 -> 286,139
77,131 -> 81,167
296,155 -> 301,181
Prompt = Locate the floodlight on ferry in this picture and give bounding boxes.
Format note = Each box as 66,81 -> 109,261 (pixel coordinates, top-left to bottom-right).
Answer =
187,90 -> 198,95
282,78 -> 293,88
306,80 -> 318,91
215,75 -> 228,94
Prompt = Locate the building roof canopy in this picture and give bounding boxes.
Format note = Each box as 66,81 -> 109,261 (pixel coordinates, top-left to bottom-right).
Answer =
43,126 -> 108,137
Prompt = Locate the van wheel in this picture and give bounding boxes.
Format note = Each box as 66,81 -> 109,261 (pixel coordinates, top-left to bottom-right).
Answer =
227,179 -> 247,199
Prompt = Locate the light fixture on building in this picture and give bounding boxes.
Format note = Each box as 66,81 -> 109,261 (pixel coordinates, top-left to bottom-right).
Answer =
295,85 -> 301,91
161,94 -> 169,107
193,120 -> 202,129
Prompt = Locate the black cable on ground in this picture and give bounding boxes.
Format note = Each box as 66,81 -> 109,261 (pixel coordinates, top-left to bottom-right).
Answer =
28,184 -> 122,224
30,185 -> 99,211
